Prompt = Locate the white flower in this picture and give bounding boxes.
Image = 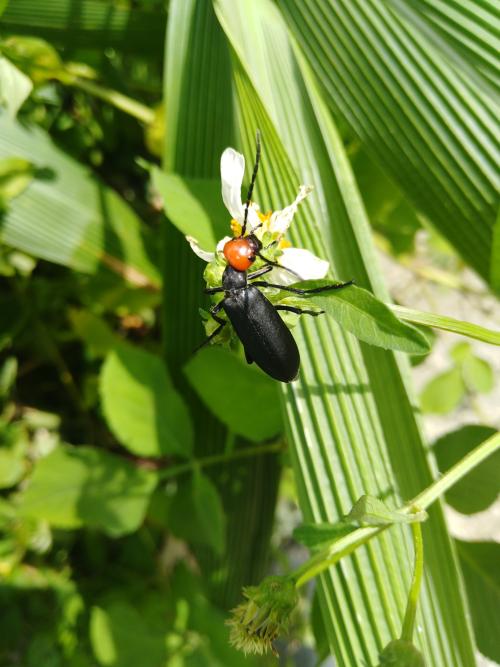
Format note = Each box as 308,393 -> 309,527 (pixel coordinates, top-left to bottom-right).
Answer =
186,147 -> 329,282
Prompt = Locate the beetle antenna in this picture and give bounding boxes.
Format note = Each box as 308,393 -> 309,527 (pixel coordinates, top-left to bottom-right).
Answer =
241,130 -> 261,237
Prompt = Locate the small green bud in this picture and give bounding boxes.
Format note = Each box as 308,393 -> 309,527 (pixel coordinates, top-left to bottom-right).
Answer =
378,639 -> 426,666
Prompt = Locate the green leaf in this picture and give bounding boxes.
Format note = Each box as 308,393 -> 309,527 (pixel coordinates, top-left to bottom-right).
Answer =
433,425 -> 499,515
0,117 -> 160,287
151,169 -> 228,251
378,639 -> 425,666
2,0 -> 166,58
0,56 -> 33,117
69,309 -> 117,359
184,347 -> 282,442
420,367 -> 465,414
491,207 -> 500,290
90,602 -> 167,667
391,305 -> 500,346
215,0 -> 478,662
0,36 -> 64,84
305,282 -> 430,354
449,342 -> 472,364
462,355 -> 494,394
456,540 -> 500,663
346,495 -> 427,526
100,344 -> 193,458
168,471 -> 226,556
0,449 -> 24,489
293,521 -> 357,548
281,0 -> 499,282
19,445 -> 157,536
0,157 -> 34,209
0,355 -> 17,397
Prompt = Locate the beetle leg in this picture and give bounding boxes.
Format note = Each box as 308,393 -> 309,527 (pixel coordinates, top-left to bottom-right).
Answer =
194,302 -> 227,351
251,279 -> 354,294
247,264 -> 274,280
275,305 -> 324,316
204,285 -> 225,294
255,254 -> 303,280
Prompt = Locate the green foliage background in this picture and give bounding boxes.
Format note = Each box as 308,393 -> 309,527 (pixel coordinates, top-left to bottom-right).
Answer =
0,1 -> 498,666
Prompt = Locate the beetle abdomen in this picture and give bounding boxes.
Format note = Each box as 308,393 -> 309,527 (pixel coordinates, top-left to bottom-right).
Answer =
223,287 -> 300,383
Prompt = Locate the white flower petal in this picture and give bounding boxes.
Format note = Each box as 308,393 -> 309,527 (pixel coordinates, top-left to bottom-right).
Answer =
279,247 -> 329,281
269,185 -> 313,235
220,148 -> 245,223
216,235 -> 233,253
186,235 -> 215,262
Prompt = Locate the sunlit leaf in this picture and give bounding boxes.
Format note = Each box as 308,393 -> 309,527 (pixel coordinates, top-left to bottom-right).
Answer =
100,344 -> 193,458
420,367 -> 465,414
184,346 -> 282,442
19,445 -> 157,537
306,282 -> 430,354
0,56 -> 33,116
433,425 -> 499,514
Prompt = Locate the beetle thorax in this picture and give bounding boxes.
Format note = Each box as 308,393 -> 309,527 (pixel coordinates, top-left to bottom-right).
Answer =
222,265 -> 248,291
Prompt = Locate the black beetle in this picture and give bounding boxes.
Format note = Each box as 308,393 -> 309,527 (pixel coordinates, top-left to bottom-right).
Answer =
198,134 -> 353,383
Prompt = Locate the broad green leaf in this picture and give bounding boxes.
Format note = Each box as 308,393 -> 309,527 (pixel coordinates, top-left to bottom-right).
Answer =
168,471 -> 226,556
281,0 -> 499,282
293,521 -> 357,548
462,355 -> 494,394
183,347 -> 282,442
69,309 -> 117,359
378,639 -> 425,666
90,602 -> 167,667
151,169 -> 228,251
420,367 -> 465,414
433,425 -> 499,515
456,540 -> 500,663
391,305 -> 500,346
305,282 -> 430,354
215,0 -> 477,663
346,496 -> 427,526
19,445 -> 157,536
0,116 -> 160,287
0,56 -> 33,116
100,344 -> 193,458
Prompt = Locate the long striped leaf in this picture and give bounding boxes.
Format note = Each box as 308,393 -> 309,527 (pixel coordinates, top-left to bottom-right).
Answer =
280,0 -> 499,282
215,1 -> 476,664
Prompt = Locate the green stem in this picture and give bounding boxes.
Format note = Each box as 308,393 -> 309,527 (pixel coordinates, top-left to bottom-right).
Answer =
291,431 -> 500,588
400,520 -> 424,642
157,441 -> 284,481
405,431 -> 500,512
67,76 -> 156,125
390,305 -> 500,346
